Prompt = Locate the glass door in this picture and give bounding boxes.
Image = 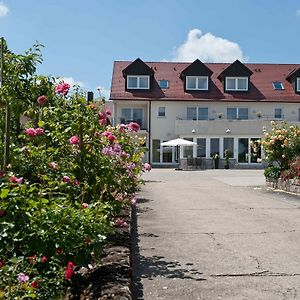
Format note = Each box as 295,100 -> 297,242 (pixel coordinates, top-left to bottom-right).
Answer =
238,138 -> 249,163
250,138 -> 261,163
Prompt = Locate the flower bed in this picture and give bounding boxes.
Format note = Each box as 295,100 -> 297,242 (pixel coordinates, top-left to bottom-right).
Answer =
0,42 -> 151,299
266,177 -> 300,194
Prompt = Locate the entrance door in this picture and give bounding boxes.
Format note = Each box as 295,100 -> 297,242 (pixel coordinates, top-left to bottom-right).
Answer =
250,138 -> 261,163
238,138 -> 249,163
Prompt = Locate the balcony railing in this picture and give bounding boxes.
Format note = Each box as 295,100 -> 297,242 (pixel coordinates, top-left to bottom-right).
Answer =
175,118 -> 300,136
175,114 -> 291,122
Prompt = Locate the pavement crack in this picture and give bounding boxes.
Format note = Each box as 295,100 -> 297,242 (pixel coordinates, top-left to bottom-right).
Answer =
159,229 -> 300,236
210,271 -> 300,278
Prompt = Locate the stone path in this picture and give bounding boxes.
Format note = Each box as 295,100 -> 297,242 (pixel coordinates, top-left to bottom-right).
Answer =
132,169 -> 300,300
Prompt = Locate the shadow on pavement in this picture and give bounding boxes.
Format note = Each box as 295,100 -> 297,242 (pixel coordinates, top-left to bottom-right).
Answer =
131,199 -> 205,300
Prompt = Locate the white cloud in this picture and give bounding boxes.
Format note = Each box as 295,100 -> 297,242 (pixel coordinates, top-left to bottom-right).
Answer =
297,9 -> 300,16
58,77 -> 84,87
172,28 -> 245,63
0,2 -> 8,17
95,86 -> 110,99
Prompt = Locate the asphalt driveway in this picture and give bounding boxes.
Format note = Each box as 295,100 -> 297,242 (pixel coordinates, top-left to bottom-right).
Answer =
132,169 -> 300,300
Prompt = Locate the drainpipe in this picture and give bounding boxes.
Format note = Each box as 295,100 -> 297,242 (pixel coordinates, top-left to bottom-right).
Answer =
148,100 -> 151,163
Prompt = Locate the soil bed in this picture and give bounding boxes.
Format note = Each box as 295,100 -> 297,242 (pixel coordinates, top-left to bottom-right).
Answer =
63,209 -> 132,300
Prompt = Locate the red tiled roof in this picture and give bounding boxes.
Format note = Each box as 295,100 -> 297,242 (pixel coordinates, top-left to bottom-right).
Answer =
110,61 -> 300,103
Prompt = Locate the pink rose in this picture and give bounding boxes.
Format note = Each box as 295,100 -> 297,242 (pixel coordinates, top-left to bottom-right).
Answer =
37,95 -> 47,106
127,122 -> 140,132
119,124 -> 127,132
25,128 -> 37,137
69,135 -> 80,145
143,163 -> 152,172
24,128 -> 44,137
99,118 -> 107,126
105,109 -> 112,116
17,273 -> 29,283
73,179 -> 79,186
35,128 -> 44,135
82,203 -> 89,209
55,82 -> 70,96
63,176 -> 71,183
49,162 -> 58,170
115,218 -> 128,227
108,134 -> 116,143
101,131 -> 111,137
9,176 -> 23,184
98,112 -> 107,120
41,256 -> 47,263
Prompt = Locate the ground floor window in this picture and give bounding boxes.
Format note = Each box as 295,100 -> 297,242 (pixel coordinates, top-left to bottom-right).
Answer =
152,139 -> 160,163
238,138 -> 249,163
197,138 -> 206,157
223,137 -> 234,158
151,137 -> 262,164
210,138 -> 219,157
163,143 -> 173,163
183,138 -> 193,158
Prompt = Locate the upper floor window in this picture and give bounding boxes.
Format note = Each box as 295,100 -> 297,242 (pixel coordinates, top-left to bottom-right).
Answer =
186,76 -> 208,91
159,80 -> 169,89
274,108 -> 282,119
272,81 -> 284,90
127,75 -> 149,89
227,107 -> 248,120
158,107 -> 166,117
198,107 -> 208,120
121,108 -> 143,127
226,77 -> 248,91
297,78 -> 300,92
187,107 -> 208,120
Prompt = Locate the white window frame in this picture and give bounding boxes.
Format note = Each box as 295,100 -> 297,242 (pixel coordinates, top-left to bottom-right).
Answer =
225,77 -> 248,91
186,76 -> 208,91
272,81 -> 284,90
127,75 -> 150,89
297,78 -> 300,92
158,107 -> 166,117
121,108 -> 144,125
159,79 -> 169,89
227,107 -> 248,120
187,107 -> 209,120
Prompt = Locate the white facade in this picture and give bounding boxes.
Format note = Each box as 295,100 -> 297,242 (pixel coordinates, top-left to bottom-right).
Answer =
113,100 -> 300,167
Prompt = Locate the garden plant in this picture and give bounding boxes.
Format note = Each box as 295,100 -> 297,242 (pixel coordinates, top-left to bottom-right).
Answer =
0,40 -> 150,299
262,120 -> 300,181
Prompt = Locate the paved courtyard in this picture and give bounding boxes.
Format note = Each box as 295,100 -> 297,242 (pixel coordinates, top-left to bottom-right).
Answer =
132,169 -> 300,300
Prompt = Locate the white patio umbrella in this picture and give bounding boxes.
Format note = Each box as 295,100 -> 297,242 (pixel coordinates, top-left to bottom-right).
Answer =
161,138 -> 196,147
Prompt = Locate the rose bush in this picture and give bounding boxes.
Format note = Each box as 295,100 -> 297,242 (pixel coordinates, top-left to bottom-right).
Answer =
0,43 -> 149,298
262,121 -> 300,181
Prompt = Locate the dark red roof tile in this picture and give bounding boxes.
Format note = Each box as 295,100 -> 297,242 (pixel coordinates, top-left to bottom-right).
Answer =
110,61 -> 300,103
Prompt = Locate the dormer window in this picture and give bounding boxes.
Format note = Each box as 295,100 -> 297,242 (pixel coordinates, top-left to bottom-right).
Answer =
225,77 -> 248,91
127,75 -> 150,89
272,81 -> 284,90
159,79 -> 169,89
297,78 -> 300,92
186,76 -> 208,90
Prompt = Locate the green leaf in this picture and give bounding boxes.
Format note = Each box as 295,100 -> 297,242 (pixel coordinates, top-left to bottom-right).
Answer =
38,120 -> 45,127
0,189 -> 9,199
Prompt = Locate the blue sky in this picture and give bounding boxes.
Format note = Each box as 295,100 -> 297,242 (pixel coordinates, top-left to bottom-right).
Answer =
1,0 -> 300,98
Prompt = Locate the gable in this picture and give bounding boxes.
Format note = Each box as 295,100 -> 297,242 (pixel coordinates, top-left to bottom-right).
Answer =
122,58 -> 154,77
180,59 -> 213,78
217,60 -> 253,80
